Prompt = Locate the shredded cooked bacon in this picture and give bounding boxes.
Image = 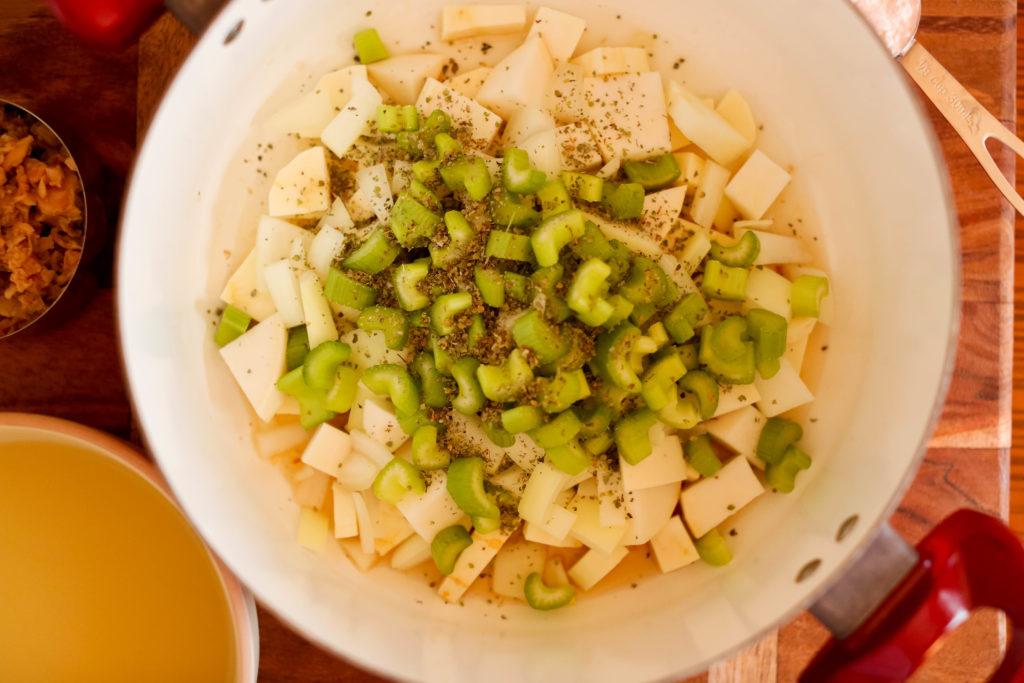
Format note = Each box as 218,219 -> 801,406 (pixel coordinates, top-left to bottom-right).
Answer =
0,105 -> 84,336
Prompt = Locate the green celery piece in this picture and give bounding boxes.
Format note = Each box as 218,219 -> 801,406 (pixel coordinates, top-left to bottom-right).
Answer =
430,210 -> 476,269
407,178 -> 442,212
502,148 -> 547,194
411,352 -> 450,409
571,220 -> 613,261
602,294 -> 634,329
412,159 -> 440,185
698,324 -> 755,385
604,182 -> 645,220
361,363 -> 420,415
710,231 -> 760,267
467,314 -> 487,350
546,439 -> 591,476
765,446 -> 812,493
434,132 -> 463,159
618,257 -> 671,307
537,178 -> 573,217
431,333 -> 455,374
485,229 -> 533,262
276,367 -> 335,430
490,189 -> 541,229
574,401 -> 612,439
528,410 -> 582,449
614,408 -> 658,465
372,457 -> 425,504
501,405 -> 547,434
657,392 -> 701,430
531,210 -> 585,267
302,340 -> 352,390
214,305 -> 251,346
481,421 -> 516,448
791,274 -> 830,318
411,425 -> 451,470
567,258 -> 614,327
678,342 -> 700,370
695,529 -> 732,566
389,194 -> 443,248
353,28 -> 389,64
422,109 -> 452,135
431,524 -> 473,575
684,434 -> 723,477
392,261 -> 431,311
446,457 -> 500,519
512,310 -> 571,365
342,227 -> 401,275
530,266 -> 571,323
325,268 -> 377,309
747,308 -> 788,380
701,260 -> 748,301
326,364 -> 360,413
401,105 -> 419,131
678,369 -> 718,420
451,357 -> 485,415
583,432 -> 614,456
593,322 -> 643,392
474,266 -> 506,307
285,325 -> 310,370
560,171 -> 603,203
377,104 -> 403,133
710,316 -> 750,361
397,408 -> 433,435
476,348 -> 533,402
756,417 -> 804,466
503,272 -> 531,303
663,292 -> 708,343
622,153 -> 681,191
537,369 -> 591,413
358,306 -> 410,350
440,156 -> 492,201
640,352 -> 686,412
430,292 -> 473,336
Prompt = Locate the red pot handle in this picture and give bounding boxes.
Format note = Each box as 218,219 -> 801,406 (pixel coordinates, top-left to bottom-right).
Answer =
803,509 -> 1024,682
46,0 -> 165,47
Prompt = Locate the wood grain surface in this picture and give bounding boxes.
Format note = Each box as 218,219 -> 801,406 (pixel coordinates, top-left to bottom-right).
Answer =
0,0 -> 1017,680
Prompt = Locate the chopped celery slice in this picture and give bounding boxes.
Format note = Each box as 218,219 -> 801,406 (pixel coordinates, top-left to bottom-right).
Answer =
791,274 -> 830,318
560,172 -> 603,203
502,148 -> 547,194
710,231 -> 760,267
451,357 -> 485,415
373,457 -> 425,504
412,425 -> 451,470
325,365 -> 360,413
430,292 -> 473,335
501,405 -> 547,434
389,194 -> 443,248
411,352 -> 450,409
392,261 -> 431,311
663,292 -> 708,343
276,367 -> 335,430
603,182 -> 645,220
353,28 -> 389,64
678,369 -> 718,419
513,310 -> 571,365
528,410 -> 582,449
490,190 -> 541,229
475,266 -> 506,307
361,363 -> 420,415
430,210 -> 476,269
614,408 -> 657,465
747,307 -> 788,379
485,230 -> 534,262
285,325 -> 310,370
684,434 -> 722,477
537,178 -> 572,217
503,272 -> 531,303
567,258 -> 614,327
622,153 -> 681,191
302,340 -> 352,390
434,132 -> 463,159
701,260 -> 748,301
765,446 -> 811,493
537,369 -> 591,413
695,529 -> 732,566
546,439 -> 590,476
481,421 -> 516,448
531,210 -> 585,267
377,104 -> 403,133
214,305 -> 251,346
342,227 -> 401,275
476,349 -> 533,402
446,457 -> 500,519
431,524 -> 473,575
756,417 -> 803,466
325,268 -> 378,309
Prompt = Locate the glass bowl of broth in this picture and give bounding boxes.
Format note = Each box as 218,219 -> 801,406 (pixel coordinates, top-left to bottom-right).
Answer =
0,413 -> 258,682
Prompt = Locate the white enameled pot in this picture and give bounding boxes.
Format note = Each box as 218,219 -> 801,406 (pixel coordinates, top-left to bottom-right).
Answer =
114,1 -> 979,680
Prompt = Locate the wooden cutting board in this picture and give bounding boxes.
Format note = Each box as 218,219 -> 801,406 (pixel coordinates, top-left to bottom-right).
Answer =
0,0 -> 1015,680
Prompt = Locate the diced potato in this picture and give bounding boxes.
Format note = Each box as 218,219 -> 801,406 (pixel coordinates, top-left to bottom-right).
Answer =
477,35 -> 554,119
527,7 -> 586,62
519,461 -> 572,524
321,74 -> 383,159
256,215 -> 315,277
338,537 -> 378,572
640,185 -> 687,240
219,313 -> 288,422
596,458 -> 627,527
659,253 -> 698,297
704,405 -> 767,469
673,151 -> 705,195
220,248 -> 277,322
586,72 -> 671,161
530,503 -> 577,542
367,53 -> 446,105
335,450 -> 380,491
395,471 -> 466,542
491,464 -> 529,499
299,270 -> 337,348
715,89 -> 757,143
332,483 -> 359,538
573,46 -> 650,76
743,266 -> 792,320
343,187 -> 375,224
446,66 -> 491,99
620,433 -> 687,491
546,63 -> 587,123
416,77 -> 503,148
262,259 -> 303,328
341,328 -> 410,371
669,118 -> 691,151
713,383 -> 761,418
354,163 -> 393,223
292,466 -> 332,508
390,534 -> 432,570
315,65 -> 368,112
582,210 -> 662,259
307,224 -> 349,283
523,520 -> 582,547
438,528 -> 515,602
676,226 -> 712,275
681,456 -> 764,538
361,396 -> 408,452
447,412 -> 507,472
650,515 -> 700,572
389,160 -> 413,196
569,494 -> 627,554
519,128 -> 561,176
352,491 -> 376,555
361,492 -> 416,555
268,146 -> 331,218
666,80 -> 752,167
349,428 -> 393,468
621,481 -> 682,545
689,159 -> 731,229
596,156 -> 620,179
254,422 -> 309,459
301,423 -> 352,476
568,545 -> 629,590
784,316 -> 817,374
563,468 -> 596,492
441,4 -> 527,40
492,539 -> 547,599
502,104 -> 556,149
264,89 -> 333,139
724,150 -> 791,220
713,196 -> 740,233
553,122 -> 602,172
297,506 -> 330,552
754,357 -> 814,417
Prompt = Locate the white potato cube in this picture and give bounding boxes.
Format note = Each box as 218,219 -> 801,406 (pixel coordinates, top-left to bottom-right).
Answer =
338,537 -> 378,572
361,396 -> 408,452
441,4 -> 527,40
492,540 -> 547,599
676,227 -> 712,275
713,383 -> 761,418
704,405 -> 767,469
573,46 -> 649,76
530,503 -> 577,542
321,74 -> 383,159
650,515 -> 700,572
301,423 -> 352,476
361,493 -> 416,555
724,150 -> 791,220
669,118 -> 691,151
367,53 -> 446,105
416,78 -> 503,148
332,483 -> 359,538
491,464 -> 529,499
502,104 -> 556,149
640,185 -> 687,239
316,65 -> 367,111
546,63 -> 587,123
307,224 -> 348,283
342,328 -> 410,371
447,66 -> 491,99
264,89 -> 333,139
596,156 -> 620,179
254,422 -> 309,459
622,481 -> 682,545
527,7 -> 585,62
582,210 -> 662,259
349,428 -> 393,468
354,163 -> 393,223
395,471 -> 466,542
674,151 -> 705,194
681,456 -> 764,538
291,465 -> 332,509
744,266 -> 792,320
689,160 -> 731,229
297,506 -> 330,552
523,521 -> 582,547
262,259 -> 304,328
438,528 -> 515,602
256,215 -> 315,276
269,147 -> 331,217
476,35 -> 553,119
390,534 -> 432,570
351,491 -> 376,555
666,80 -> 751,167
568,545 -> 629,590
343,187 -> 375,224
520,128 -> 561,176
754,357 -> 814,417
299,270 -> 338,348
784,316 -> 817,375
390,159 -> 413,196
569,495 -> 627,555
518,461 -> 571,524
715,89 -> 757,143
596,458 -> 627,527
220,248 -> 277,322
219,313 -> 287,422
585,72 -> 671,162
620,433 -> 687,491
335,451 -> 380,491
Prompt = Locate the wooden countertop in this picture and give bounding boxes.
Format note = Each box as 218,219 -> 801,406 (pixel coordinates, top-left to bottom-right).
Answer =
0,1 -> 1019,681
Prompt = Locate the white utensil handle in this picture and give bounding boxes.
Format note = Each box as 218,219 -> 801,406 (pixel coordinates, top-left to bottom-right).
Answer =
899,41 -> 1024,216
